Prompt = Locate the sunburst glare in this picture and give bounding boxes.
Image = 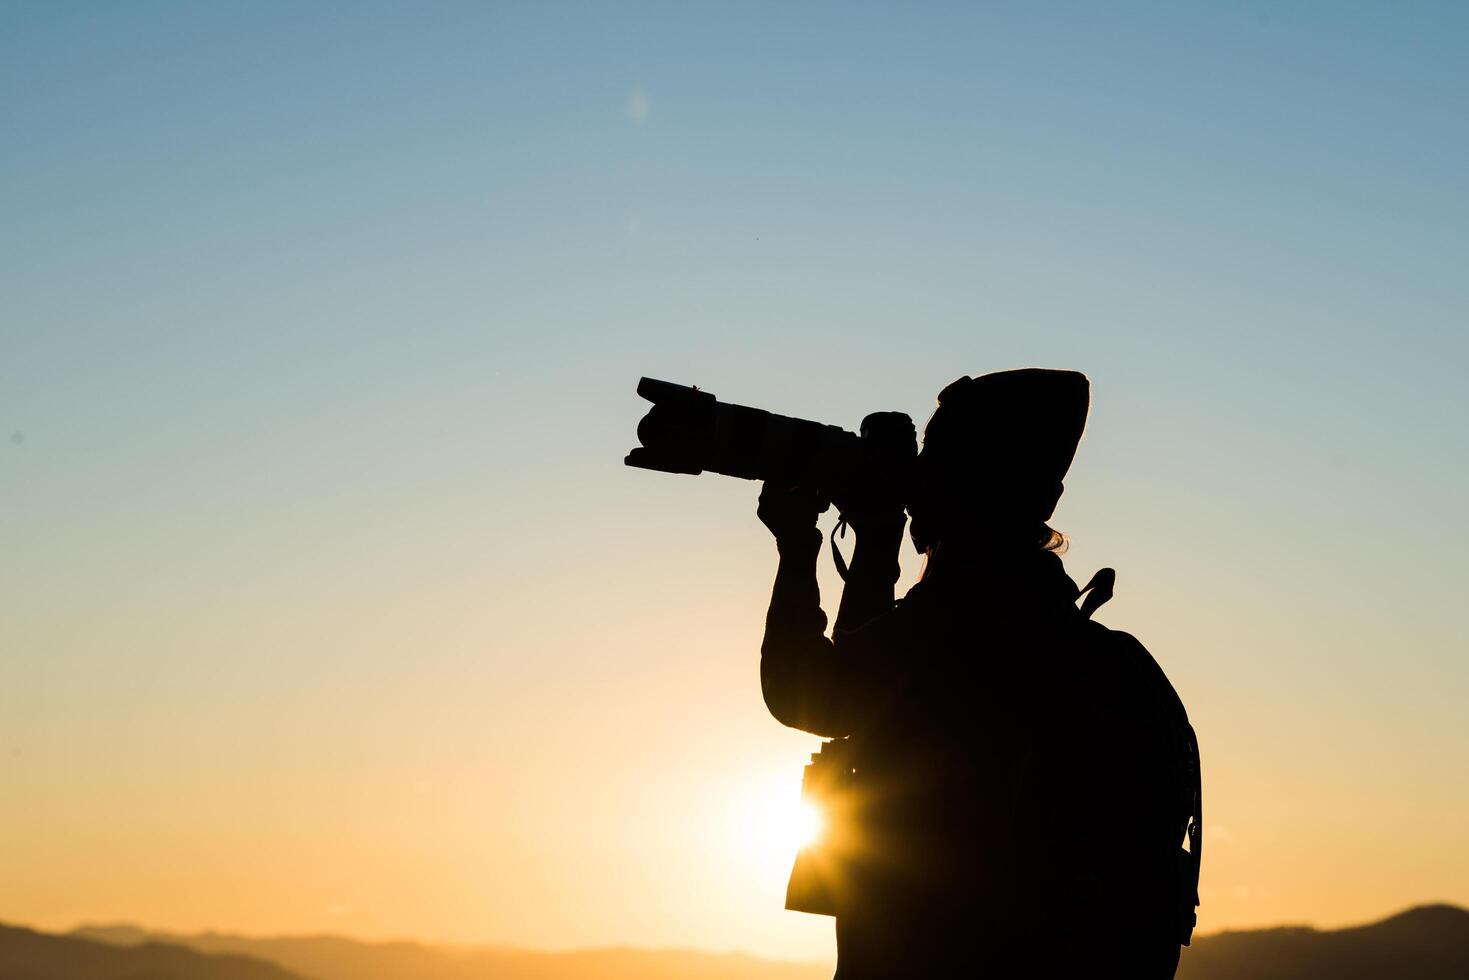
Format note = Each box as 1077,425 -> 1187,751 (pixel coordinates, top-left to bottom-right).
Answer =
724,770 -> 825,878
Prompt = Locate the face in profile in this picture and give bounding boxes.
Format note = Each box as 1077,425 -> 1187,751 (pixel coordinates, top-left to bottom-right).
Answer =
905,440 -> 951,554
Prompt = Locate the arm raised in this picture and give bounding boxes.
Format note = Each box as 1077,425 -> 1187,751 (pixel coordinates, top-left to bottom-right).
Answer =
757,484 -> 905,736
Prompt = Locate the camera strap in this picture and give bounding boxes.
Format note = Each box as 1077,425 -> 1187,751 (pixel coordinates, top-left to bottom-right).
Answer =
829,515 -> 851,581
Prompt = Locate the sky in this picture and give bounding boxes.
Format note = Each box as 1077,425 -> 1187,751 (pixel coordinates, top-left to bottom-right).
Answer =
2,0 -> 1467,965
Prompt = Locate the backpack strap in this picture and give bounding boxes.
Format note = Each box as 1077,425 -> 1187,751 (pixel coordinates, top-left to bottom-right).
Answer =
1077,567 -> 1116,620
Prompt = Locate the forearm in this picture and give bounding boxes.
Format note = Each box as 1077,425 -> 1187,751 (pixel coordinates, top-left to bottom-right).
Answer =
765,528 -> 825,631
761,529 -> 848,736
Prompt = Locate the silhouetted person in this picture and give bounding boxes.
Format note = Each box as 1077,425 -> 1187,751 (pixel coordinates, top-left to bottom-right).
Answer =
759,370 -> 1197,979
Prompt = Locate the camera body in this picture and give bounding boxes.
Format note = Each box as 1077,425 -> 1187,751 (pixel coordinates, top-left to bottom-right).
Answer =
784,738 -> 858,917
624,377 -> 916,512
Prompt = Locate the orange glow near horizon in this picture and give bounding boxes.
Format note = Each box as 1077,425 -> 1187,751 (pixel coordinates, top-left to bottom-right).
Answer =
5,1 -> 1469,967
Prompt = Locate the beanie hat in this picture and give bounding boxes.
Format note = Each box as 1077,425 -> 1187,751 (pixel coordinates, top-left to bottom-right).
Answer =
922,368 -> 1090,522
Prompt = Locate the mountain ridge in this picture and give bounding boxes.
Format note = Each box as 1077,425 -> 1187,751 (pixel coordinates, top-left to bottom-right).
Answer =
1174,904 -> 1469,980
0,922 -> 307,980
67,922 -> 831,980
3,903 -> 1459,980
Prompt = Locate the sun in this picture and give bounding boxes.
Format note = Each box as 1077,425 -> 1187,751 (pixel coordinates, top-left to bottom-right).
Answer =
785,798 -> 824,850
729,771 -> 825,872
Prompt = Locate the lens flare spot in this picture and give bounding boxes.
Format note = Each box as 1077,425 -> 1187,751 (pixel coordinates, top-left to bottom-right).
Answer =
792,799 -> 823,848
733,776 -> 824,870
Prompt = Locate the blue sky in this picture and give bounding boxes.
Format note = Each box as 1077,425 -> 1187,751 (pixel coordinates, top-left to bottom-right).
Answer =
3,0 -> 1467,960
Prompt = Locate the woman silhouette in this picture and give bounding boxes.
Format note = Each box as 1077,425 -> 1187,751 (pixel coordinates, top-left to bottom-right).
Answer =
758,370 -> 1190,979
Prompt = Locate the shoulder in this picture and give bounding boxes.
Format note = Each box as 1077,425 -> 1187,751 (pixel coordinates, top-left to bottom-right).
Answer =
1071,619 -> 1151,659
1088,624 -> 1150,658
1077,623 -> 1191,725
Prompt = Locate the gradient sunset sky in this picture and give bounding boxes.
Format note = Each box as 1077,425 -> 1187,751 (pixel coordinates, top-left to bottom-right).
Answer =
3,1 -> 1467,965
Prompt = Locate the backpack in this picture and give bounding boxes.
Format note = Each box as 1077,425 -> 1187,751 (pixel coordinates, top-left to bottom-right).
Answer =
785,566 -> 1203,954
1077,568 -> 1203,948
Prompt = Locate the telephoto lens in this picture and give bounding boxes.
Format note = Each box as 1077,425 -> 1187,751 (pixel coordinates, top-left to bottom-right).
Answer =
624,377 -> 913,505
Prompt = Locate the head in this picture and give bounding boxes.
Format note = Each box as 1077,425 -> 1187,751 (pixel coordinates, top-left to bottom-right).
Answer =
907,368 -> 1090,559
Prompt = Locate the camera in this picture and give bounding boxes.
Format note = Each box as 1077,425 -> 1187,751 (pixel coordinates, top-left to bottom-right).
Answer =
624,377 -> 916,511
784,738 -> 858,917
625,377 -> 911,918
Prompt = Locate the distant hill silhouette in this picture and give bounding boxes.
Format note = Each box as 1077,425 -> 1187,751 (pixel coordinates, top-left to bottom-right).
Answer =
70,923 -> 831,980
0,922 -> 305,980
1176,905 -> 1469,980
54,903 -> 1469,980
